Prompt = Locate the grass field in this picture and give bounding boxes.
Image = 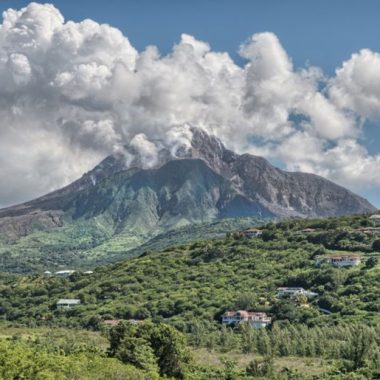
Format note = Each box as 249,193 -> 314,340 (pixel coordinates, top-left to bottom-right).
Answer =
192,348 -> 333,376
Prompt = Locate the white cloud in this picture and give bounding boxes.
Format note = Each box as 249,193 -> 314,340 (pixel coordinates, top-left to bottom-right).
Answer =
330,48 -> 380,120
0,2 -> 379,207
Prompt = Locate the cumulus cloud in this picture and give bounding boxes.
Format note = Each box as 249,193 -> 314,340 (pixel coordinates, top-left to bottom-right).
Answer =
0,2 -> 379,207
329,48 -> 380,120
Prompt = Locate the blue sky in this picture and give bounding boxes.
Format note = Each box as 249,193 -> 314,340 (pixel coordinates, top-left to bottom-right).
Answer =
0,1 -> 379,207
1,0 -> 380,75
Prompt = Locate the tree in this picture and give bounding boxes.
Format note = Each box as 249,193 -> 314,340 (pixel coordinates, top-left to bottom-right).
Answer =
235,292 -> 257,310
246,356 -> 274,377
108,322 -> 192,379
239,322 -> 255,353
342,325 -> 376,371
220,357 -> 241,380
150,323 -> 192,379
84,315 -> 102,330
372,240 -> 380,252
294,293 -> 308,306
115,336 -> 158,373
257,329 -> 272,356
261,230 -> 277,242
365,257 -> 378,269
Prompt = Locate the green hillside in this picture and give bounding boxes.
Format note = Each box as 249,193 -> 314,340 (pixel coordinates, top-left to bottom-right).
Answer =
0,216 -> 264,273
1,213 -> 380,379
2,213 -> 380,327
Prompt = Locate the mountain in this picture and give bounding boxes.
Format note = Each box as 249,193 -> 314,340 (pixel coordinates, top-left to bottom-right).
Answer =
0,128 -> 375,231
0,128 -> 376,271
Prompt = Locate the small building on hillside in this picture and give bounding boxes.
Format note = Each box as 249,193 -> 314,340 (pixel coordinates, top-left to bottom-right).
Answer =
54,270 -> 75,277
316,255 -> 361,268
43,271 -> 52,277
277,287 -> 318,299
241,228 -> 263,238
369,215 -> 380,225
222,310 -> 271,329
56,299 -> 81,310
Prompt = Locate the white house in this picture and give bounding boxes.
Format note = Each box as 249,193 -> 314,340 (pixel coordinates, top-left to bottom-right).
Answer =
222,310 -> 271,329
369,215 -> 380,225
316,255 -> 361,268
43,271 -> 52,277
56,299 -> 81,310
277,287 -> 318,298
242,228 -> 263,238
54,270 -> 75,277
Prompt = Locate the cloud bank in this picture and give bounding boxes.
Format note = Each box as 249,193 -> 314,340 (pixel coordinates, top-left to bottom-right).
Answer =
0,2 -> 380,207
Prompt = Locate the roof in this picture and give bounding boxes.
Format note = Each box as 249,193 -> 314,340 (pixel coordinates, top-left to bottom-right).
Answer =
56,299 -> 81,305
54,270 -> 75,275
369,214 -> 380,219
277,287 -> 305,291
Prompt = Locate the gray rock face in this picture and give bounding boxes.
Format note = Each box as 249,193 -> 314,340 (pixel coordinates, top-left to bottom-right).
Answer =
176,128 -> 375,218
0,127 -> 375,239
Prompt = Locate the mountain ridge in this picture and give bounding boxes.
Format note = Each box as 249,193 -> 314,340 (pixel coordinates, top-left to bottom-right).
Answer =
0,127 -> 374,221
0,127 -> 376,271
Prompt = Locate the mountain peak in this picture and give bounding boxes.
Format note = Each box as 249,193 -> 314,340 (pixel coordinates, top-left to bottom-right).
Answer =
0,127 -> 376,242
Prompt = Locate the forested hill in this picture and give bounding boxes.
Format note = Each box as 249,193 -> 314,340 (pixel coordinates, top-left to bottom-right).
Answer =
1,213 -> 379,328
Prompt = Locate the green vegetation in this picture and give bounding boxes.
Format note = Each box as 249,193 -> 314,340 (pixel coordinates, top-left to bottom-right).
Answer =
0,326 -> 148,380
1,213 -> 380,378
108,322 -> 192,378
2,214 -> 379,326
0,321 -> 378,379
0,216 -> 264,273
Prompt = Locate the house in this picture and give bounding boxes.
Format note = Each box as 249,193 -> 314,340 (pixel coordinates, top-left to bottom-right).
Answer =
369,215 -> 380,225
277,287 -> 318,299
222,310 -> 271,329
54,270 -> 75,277
43,271 -> 52,277
83,271 -> 94,275
241,228 -> 263,238
316,255 -> 361,268
56,299 -> 81,310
